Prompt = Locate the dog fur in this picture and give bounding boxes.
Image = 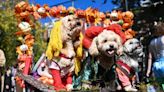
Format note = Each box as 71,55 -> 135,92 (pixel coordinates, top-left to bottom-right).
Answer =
121,38 -> 143,69
89,30 -> 123,69
116,38 -> 144,91
88,30 -> 123,91
47,15 -> 83,91
60,15 -> 83,58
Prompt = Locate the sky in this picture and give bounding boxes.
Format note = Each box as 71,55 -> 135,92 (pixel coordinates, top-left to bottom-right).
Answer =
29,0 -> 118,24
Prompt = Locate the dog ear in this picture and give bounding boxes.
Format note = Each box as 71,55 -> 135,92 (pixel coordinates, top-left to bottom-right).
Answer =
89,37 -> 99,56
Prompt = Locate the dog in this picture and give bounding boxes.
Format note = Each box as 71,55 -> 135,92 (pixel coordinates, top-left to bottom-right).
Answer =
89,30 -> 123,69
83,29 -> 123,91
116,38 -> 144,91
46,15 -> 83,91
59,15 -> 83,59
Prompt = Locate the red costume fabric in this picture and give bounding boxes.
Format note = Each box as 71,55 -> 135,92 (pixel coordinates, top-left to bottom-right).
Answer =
50,69 -> 72,91
83,26 -> 104,49
116,60 -> 136,87
105,24 -> 126,44
83,24 -> 126,49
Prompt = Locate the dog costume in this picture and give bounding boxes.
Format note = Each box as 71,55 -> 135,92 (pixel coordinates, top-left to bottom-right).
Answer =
79,24 -> 126,90
46,20 -> 83,91
116,38 -> 143,91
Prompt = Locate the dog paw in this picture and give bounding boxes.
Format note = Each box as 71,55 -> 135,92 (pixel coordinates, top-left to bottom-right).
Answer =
66,84 -> 73,91
68,50 -> 76,58
124,85 -> 138,92
116,85 -> 122,90
82,83 -> 91,90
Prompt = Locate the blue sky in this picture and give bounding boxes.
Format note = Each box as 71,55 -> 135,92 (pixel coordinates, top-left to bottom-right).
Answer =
29,0 -> 118,23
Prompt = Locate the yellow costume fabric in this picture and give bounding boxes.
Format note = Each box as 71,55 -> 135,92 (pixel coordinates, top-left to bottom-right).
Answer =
46,21 -> 83,75
46,21 -> 62,60
74,33 -> 83,75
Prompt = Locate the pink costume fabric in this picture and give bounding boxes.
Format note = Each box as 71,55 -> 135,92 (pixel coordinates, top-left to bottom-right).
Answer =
116,60 -> 136,87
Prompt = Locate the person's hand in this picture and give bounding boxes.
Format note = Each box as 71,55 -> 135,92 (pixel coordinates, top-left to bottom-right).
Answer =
146,70 -> 151,77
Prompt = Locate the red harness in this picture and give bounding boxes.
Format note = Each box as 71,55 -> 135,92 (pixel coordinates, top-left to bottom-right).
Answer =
59,53 -> 73,59
116,60 -> 135,79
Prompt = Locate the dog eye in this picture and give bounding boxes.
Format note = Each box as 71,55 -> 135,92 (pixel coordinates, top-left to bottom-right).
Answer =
104,40 -> 107,43
68,19 -> 71,21
129,42 -> 133,44
113,39 -> 117,42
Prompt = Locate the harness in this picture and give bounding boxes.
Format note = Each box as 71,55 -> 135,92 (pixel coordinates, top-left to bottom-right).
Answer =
59,53 -> 73,59
116,60 -> 135,80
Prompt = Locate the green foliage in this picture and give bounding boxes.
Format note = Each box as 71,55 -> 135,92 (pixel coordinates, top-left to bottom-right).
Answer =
0,5 -> 18,67
0,0 -> 47,67
33,22 -> 47,63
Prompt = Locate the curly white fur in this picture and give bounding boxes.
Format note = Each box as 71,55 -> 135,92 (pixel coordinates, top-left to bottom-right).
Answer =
89,30 -> 123,57
121,38 -> 143,69
61,15 -> 83,41
60,15 -> 83,58
89,30 -> 123,70
66,84 -> 73,91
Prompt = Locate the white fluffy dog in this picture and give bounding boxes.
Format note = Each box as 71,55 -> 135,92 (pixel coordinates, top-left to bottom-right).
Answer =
116,38 -> 143,91
88,30 -> 123,91
122,38 -> 143,68
89,30 -> 123,69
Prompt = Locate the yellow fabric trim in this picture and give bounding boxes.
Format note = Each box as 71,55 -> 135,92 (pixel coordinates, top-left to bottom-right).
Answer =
74,33 -> 83,75
46,21 -> 63,60
46,20 -> 83,75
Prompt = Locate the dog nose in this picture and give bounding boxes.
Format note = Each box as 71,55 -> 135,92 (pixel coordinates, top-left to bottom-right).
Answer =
110,45 -> 114,48
76,22 -> 81,26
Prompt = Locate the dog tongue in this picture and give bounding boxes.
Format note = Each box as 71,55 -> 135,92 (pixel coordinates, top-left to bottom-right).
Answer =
108,50 -> 114,55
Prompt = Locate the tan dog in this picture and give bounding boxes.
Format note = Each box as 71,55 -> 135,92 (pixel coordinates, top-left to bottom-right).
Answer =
60,15 -> 83,59
46,15 -> 83,91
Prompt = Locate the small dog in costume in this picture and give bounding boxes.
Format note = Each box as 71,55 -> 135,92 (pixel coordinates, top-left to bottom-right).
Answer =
116,38 -> 143,91
81,24 -> 126,91
46,15 -> 83,91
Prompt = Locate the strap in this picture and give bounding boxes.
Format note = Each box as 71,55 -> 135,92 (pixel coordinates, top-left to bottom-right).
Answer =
117,64 -> 131,78
116,61 -> 134,79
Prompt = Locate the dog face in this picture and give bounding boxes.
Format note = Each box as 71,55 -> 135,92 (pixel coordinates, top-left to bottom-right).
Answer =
123,38 -> 143,56
61,15 -> 83,40
89,30 -> 123,57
